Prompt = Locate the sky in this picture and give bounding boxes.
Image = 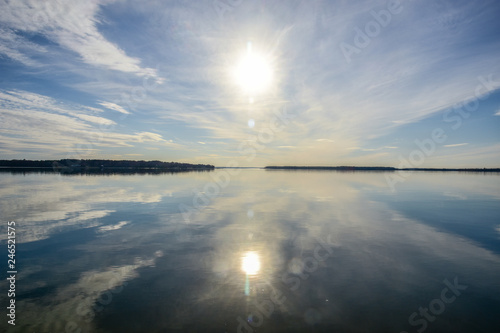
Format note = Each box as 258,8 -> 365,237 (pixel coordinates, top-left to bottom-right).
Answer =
0,0 -> 499,167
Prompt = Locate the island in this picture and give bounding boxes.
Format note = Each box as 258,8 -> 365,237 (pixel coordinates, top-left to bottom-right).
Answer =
265,166 -> 500,172
0,159 -> 215,175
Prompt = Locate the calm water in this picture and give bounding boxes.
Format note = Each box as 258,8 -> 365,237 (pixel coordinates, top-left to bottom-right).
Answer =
1,170 -> 500,332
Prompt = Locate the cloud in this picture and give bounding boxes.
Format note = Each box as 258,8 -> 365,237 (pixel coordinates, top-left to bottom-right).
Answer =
135,131 -> 168,143
137,0 -> 500,166
0,0 -> 161,79
444,143 -> 469,148
0,177 -> 177,243
424,143 -> 500,167
14,260 -> 157,332
0,0 -> 498,165
66,210 -> 115,224
346,146 -> 398,152
0,89 -> 183,157
0,28 -> 47,66
99,101 -> 131,114
98,221 -> 129,232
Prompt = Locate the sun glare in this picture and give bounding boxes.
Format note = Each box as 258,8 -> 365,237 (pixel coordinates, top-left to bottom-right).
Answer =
233,42 -> 273,96
241,251 -> 261,276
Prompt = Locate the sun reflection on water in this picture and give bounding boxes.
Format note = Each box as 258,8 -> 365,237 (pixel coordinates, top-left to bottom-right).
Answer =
241,251 -> 261,276
241,251 -> 261,296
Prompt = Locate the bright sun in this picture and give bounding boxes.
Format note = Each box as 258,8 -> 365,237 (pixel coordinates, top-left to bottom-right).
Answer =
241,251 -> 261,275
233,42 -> 273,96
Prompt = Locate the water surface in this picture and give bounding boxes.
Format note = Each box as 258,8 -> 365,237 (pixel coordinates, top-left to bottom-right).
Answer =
1,170 -> 499,332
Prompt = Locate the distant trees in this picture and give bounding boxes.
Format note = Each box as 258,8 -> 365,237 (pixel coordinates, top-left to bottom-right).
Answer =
0,159 -> 215,171
264,166 -> 500,172
0,159 -> 55,168
265,166 -> 397,171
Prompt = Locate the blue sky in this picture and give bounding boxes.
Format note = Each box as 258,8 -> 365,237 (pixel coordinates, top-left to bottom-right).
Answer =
0,0 -> 499,167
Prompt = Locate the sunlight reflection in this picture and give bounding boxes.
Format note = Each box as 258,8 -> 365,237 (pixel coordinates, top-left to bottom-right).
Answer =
241,251 -> 261,275
242,251 -> 261,296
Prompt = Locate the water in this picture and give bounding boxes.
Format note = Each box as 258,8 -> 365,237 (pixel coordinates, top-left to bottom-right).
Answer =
1,170 -> 499,332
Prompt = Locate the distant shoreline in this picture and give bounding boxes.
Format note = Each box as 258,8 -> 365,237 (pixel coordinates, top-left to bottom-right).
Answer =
264,166 -> 500,172
0,159 -> 215,174
1,160 -> 499,174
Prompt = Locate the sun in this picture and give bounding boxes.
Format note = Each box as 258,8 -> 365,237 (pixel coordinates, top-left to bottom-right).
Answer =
241,251 -> 261,276
233,42 -> 273,96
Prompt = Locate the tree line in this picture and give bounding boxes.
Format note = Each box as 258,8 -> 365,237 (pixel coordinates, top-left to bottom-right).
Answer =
0,159 -> 214,171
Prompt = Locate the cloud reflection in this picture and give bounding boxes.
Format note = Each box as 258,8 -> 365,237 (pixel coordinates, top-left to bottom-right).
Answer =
0,171 -> 499,332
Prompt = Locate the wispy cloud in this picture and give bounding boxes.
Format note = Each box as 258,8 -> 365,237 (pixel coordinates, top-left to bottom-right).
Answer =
444,143 -> 469,148
0,28 -> 47,66
0,0 -> 161,79
345,146 -> 398,152
99,101 -> 130,114
98,221 -> 129,232
0,89 -> 182,158
0,0 -> 498,166
424,143 -> 500,167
